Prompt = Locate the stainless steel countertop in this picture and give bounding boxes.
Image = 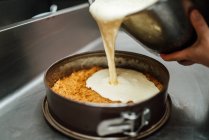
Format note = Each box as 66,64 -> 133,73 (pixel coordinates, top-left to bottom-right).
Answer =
0,4 -> 209,140
0,32 -> 208,140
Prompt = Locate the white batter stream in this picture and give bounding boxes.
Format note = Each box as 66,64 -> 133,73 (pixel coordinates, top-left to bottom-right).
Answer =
88,0 -> 159,103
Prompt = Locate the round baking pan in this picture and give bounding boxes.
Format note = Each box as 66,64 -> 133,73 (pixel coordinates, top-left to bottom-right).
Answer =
42,96 -> 171,140
44,51 -> 170,139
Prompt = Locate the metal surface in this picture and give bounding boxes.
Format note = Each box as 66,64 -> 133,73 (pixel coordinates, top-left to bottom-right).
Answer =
0,4 -> 99,99
0,5 -> 209,140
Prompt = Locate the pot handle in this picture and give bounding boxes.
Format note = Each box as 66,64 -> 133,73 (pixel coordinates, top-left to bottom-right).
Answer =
97,108 -> 151,137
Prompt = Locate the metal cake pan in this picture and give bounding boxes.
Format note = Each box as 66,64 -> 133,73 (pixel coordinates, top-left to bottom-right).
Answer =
44,51 -> 170,139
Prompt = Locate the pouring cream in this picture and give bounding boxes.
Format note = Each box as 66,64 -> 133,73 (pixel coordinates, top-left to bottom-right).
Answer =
88,0 -> 159,103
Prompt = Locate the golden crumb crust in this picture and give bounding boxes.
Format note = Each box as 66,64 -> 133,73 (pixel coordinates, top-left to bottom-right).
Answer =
52,67 -> 163,104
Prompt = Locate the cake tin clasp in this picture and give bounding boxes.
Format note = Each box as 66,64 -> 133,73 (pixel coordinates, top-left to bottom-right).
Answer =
97,108 -> 151,137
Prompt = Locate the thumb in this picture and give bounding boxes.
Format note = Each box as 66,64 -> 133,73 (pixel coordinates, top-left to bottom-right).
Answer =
190,10 -> 209,38
160,48 -> 191,61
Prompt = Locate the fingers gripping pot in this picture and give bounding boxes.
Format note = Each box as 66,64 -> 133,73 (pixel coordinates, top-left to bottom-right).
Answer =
44,51 -> 170,139
89,0 -> 209,53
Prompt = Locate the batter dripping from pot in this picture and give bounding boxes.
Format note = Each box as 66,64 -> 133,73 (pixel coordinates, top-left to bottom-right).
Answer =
87,0 -> 160,103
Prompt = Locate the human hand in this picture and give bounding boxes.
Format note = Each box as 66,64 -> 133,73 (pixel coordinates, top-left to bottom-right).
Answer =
160,10 -> 209,67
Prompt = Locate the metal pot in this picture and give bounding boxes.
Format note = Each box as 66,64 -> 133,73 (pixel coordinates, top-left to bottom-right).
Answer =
89,0 -> 209,53
44,51 -> 170,139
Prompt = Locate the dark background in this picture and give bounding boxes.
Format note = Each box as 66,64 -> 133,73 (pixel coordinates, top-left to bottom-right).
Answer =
0,0 -> 87,27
